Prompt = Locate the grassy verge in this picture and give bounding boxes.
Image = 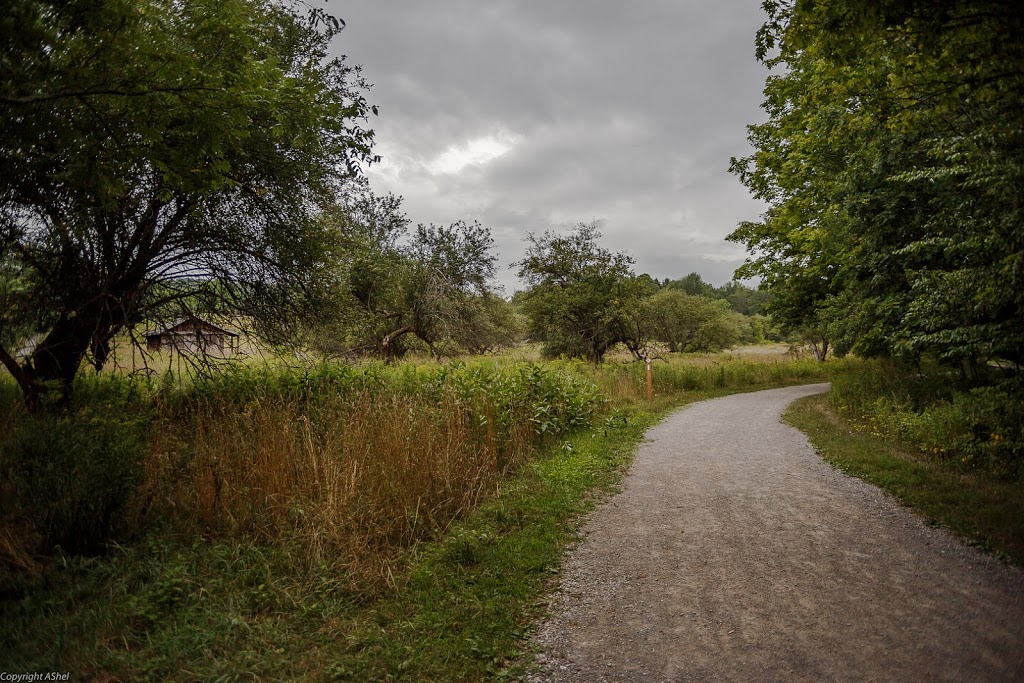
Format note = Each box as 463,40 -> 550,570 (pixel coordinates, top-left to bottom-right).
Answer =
785,393 -> 1024,566
1,357 -> 827,681
324,401 -> 662,681
0,400 -> 669,680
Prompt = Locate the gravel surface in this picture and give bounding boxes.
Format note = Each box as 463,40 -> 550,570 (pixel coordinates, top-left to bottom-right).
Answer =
528,384 -> 1024,682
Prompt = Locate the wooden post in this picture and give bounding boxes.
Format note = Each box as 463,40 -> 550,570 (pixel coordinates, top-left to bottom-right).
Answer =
645,355 -> 653,402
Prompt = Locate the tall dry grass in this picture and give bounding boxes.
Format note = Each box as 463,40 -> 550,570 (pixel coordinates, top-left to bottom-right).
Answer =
128,362 -> 600,586
1,352 -> 826,586
145,392 -> 529,581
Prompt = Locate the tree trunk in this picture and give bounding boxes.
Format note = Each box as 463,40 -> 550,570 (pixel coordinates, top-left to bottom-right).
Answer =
813,339 -> 829,362
21,315 -> 98,411
15,294 -> 133,412
379,325 -> 415,362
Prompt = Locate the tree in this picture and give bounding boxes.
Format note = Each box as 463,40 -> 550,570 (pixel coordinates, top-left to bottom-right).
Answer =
450,294 -> 526,355
314,186 -> 500,360
714,281 -> 769,317
403,221 -> 499,358
310,187 -> 409,358
729,0 -> 1024,367
646,290 -> 740,353
0,0 -> 376,408
613,275 -> 661,360
515,222 -> 642,362
664,273 -> 715,298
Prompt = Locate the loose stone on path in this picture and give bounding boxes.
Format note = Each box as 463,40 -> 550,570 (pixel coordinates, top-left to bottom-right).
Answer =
529,384 -> 1024,682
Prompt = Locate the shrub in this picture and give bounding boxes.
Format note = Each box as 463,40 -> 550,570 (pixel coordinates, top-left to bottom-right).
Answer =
829,360 -> 1023,477
1,406 -> 148,555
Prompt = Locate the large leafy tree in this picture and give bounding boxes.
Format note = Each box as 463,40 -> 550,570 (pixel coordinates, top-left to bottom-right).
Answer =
315,186 -> 500,360
730,0 -> 1024,368
646,289 -> 741,354
450,294 -> 525,355
0,0 -> 376,408
516,222 -> 644,362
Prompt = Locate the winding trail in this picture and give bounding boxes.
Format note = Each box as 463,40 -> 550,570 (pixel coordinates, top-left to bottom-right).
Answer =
530,384 -> 1024,682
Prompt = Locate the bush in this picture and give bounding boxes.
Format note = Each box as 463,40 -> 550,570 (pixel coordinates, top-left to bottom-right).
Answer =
1,407 -> 149,555
829,360 -> 1023,477
911,381 -> 1024,475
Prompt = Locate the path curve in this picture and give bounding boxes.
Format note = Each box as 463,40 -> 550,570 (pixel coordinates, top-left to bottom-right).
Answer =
530,384 -> 1024,682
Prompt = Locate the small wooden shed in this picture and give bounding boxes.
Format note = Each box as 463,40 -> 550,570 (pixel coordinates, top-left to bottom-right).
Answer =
144,316 -> 239,354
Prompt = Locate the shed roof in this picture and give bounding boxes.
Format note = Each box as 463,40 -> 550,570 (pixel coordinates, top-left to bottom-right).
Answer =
143,316 -> 239,338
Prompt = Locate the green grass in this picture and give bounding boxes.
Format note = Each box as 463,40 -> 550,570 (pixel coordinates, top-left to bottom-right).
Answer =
0,401 -> 664,681
785,393 -> 1024,566
323,403 -> 658,681
1,355 -> 828,681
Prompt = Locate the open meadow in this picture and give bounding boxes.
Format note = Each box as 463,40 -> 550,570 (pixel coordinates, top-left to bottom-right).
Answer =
0,347 -> 825,680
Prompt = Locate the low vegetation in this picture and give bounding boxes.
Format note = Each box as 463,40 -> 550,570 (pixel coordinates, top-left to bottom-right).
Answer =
785,358 -> 1023,568
827,359 -> 1022,478
0,351 -> 825,680
786,393 -> 1024,566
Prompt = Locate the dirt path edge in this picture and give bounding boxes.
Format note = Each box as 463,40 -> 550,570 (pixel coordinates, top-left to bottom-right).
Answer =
528,384 -> 1024,683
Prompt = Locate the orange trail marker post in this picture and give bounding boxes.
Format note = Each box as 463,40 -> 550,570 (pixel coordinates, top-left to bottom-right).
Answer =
645,355 -> 653,402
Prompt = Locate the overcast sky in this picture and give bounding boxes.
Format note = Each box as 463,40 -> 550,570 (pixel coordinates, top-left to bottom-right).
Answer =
327,1 -> 770,293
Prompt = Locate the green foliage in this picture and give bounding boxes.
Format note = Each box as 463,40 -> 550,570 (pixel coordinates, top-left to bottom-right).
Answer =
312,185 -> 503,360
730,1 -> 1024,367
661,275 -> 768,317
450,294 -> 526,354
0,0 -> 376,406
645,289 -> 741,353
714,281 -> 770,317
830,360 -> 1023,477
663,272 -> 715,297
515,252 -> 772,361
516,222 -> 646,362
177,359 -> 602,441
0,382 -> 149,554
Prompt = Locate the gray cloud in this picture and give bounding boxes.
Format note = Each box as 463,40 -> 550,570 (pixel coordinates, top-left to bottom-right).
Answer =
329,0 -> 769,292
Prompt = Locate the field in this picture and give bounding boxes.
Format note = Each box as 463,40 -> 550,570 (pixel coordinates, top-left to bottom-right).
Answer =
0,347 -> 825,681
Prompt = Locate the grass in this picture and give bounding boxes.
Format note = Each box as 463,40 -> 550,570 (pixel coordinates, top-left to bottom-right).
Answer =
1,350 -> 828,680
0,402 -> 661,681
323,403 -> 659,681
785,393 -> 1024,566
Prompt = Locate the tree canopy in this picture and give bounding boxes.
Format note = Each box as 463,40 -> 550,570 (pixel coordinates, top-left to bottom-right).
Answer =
515,222 -> 647,362
646,289 -> 742,354
729,0 -> 1024,368
514,226 -> 772,361
0,0 -> 377,407
311,184 -> 511,360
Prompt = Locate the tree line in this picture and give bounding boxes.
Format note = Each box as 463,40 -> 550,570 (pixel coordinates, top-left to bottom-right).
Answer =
0,0 -> 777,411
308,200 -> 772,364
514,222 -> 770,363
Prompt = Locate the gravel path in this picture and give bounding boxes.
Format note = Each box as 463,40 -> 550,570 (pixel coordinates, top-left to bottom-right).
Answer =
529,384 -> 1024,682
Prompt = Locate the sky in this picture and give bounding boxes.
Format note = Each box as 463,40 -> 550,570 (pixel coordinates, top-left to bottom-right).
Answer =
327,1 -> 771,294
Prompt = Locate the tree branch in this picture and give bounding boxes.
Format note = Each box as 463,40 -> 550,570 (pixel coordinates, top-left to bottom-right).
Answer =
0,85 -> 218,106
0,343 -> 27,387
